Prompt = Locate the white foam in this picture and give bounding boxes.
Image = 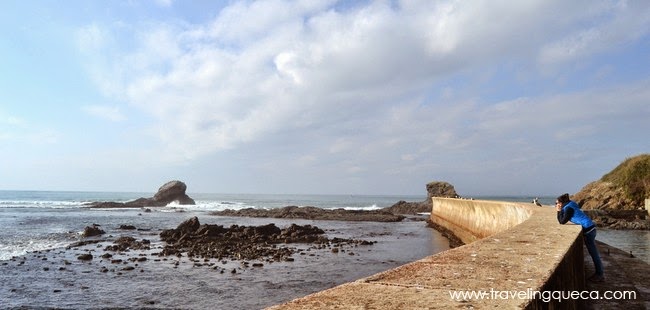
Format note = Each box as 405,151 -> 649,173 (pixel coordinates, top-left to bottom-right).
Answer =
162,200 -> 254,212
342,204 -> 381,211
0,239 -> 71,261
0,200 -> 84,209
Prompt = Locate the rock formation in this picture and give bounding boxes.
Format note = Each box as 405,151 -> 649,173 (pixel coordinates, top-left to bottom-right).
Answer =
212,206 -> 405,222
82,224 -> 105,237
572,154 -> 649,230
383,181 -> 459,214
157,217 -> 374,262
152,181 -> 195,205
87,180 -> 195,208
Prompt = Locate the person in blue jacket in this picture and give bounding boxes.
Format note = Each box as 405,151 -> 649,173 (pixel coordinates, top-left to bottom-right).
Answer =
556,193 -> 604,282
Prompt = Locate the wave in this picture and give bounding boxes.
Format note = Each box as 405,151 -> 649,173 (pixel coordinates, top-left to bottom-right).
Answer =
0,200 -> 86,209
162,201 -> 384,212
0,235 -> 74,261
162,200 -> 257,212
341,204 -> 381,211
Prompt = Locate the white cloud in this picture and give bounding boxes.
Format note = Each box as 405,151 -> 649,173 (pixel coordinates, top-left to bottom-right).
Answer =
82,105 -> 127,122
0,111 -> 60,145
538,0 -> 650,67
74,0 -> 650,194
0,113 -> 26,126
75,23 -> 108,53
154,0 -> 173,8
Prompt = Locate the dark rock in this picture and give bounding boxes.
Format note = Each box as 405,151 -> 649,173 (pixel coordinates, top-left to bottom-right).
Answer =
176,217 -> 201,234
158,217 -> 373,263
383,181 -> 458,215
68,239 -> 105,248
86,180 -> 195,208
105,236 -> 151,252
119,225 -> 137,230
153,180 -> 196,205
212,206 -> 404,222
425,181 -> 458,200
77,254 -> 93,261
82,225 -> 105,237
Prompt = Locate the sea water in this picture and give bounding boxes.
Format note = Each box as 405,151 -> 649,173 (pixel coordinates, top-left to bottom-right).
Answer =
1,192 -> 647,263
0,191 -> 647,309
0,191 -> 444,308
0,191 -> 424,261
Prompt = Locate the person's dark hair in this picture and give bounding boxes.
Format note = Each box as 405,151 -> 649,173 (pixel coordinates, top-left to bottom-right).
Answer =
557,193 -> 570,204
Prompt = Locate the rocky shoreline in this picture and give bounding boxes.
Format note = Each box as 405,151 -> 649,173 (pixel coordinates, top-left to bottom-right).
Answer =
211,206 -> 407,222
158,217 -> 375,263
585,209 -> 650,230
62,216 -> 377,271
2,213 -> 439,309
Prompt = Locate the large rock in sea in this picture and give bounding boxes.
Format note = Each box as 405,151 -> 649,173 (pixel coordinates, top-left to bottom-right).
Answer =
153,181 -> 196,205
384,181 -> 459,214
88,180 -> 195,208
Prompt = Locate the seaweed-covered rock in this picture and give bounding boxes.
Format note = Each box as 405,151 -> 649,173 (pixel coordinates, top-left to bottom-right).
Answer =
82,225 -> 105,237
158,217 -> 373,262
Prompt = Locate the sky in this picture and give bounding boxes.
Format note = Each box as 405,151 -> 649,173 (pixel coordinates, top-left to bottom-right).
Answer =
0,0 -> 648,196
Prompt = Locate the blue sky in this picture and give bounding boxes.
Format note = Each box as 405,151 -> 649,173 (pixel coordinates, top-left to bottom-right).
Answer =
1,0 -> 648,196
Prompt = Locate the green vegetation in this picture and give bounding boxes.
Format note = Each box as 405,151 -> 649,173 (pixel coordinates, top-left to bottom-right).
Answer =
601,154 -> 650,206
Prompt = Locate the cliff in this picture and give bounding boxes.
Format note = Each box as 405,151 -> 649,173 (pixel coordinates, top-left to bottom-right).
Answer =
573,154 -> 650,229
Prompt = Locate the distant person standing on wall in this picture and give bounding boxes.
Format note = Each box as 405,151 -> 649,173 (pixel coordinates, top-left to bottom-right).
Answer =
556,193 -> 605,282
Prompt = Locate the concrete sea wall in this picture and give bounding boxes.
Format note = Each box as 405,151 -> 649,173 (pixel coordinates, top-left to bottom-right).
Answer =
269,198 -> 586,309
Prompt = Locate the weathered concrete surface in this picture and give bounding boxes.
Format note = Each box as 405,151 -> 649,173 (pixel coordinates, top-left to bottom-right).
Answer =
269,198 -> 585,309
429,198 -> 534,244
584,241 -> 650,309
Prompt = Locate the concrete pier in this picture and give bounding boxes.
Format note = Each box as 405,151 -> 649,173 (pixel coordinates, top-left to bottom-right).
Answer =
269,198 -> 648,309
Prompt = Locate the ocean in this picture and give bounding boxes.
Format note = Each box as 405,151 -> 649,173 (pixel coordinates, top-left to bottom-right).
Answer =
0,191 -> 428,261
0,191 -> 647,309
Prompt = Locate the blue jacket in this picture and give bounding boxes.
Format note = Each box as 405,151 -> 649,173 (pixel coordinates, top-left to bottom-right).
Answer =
557,200 -> 595,230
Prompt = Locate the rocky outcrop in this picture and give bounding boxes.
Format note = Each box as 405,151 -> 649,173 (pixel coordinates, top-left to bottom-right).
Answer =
104,236 -> 152,252
584,209 -> 650,230
211,206 -> 405,222
573,154 -> 649,230
82,225 -> 105,237
573,180 -> 636,211
158,217 -> 374,262
383,181 -> 459,215
153,181 -> 195,205
87,180 -> 195,208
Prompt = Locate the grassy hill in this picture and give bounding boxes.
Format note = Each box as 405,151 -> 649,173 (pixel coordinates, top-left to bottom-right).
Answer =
574,154 -> 649,211
573,154 -> 649,229
600,154 -> 650,207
